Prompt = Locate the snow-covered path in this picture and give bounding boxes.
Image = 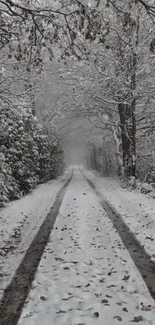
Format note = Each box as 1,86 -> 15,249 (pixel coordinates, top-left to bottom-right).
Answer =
18,169 -> 155,325
0,169 -> 72,299
83,169 -> 155,261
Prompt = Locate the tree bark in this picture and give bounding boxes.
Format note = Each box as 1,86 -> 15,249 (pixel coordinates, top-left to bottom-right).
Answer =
111,123 -> 124,176
117,48 -> 136,178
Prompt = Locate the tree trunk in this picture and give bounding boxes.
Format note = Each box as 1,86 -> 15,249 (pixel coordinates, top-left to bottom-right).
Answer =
111,124 -> 124,176
117,50 -> 136,178
118,102 -> 136,177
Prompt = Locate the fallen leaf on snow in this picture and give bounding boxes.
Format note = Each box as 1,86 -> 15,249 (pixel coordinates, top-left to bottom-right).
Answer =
93,312 -> 99,318
95,293 -> 102,297
123,307 -> 128,312
85,283 -> 90,287
113,316 -> 122,321
116,301 -> 127,306
146,236 -> 154,241
131,290 -> 139,294
55,257 -> 64,262
56,310 -> 66,314
101,299 -> 109,304
63,266 -> 70,270
131,315 -> 144,322
62,296 -> 73,301
141,304 -> 152,311
122,275 -> 130,281
116,302 -> 122,306
40,296 -> 47,301
71,261 -> 78,264
108,270 -> 117,276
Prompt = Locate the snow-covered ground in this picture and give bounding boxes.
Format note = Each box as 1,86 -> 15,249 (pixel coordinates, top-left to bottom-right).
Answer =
83,169 -> 155,261
0,169 -> 72,299
19,170 -> 155,325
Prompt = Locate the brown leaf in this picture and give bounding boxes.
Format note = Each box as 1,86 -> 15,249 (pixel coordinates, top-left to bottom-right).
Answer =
71,261 -> 78,264
123,307 -> 128,312
55,257 -> 64,262
113,316 -> 122,321
146,236 -> 154,241
108,270 -> 117,276
141,304 -> 152,311
95,293 -> 102,297
85,283 -> 90,287
106,294 -> 112,298
122,275 -> 130,281
40,296 -> 47,301
63,266 -> 70,270
101,299 -> 109,304
93,312 -> 99,318
132,315 -> 144,322
116,301 -> 127,306
56,310 -> 66,314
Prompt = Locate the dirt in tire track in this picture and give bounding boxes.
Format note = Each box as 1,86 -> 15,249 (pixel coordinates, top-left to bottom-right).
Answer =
0,171 -> 73,325
82,171 -> 155,301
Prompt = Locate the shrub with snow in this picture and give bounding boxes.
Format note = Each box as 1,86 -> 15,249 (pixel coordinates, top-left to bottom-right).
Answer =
128,176 -> 136,189
140,183 -> 153,194
0,106 -> 64,207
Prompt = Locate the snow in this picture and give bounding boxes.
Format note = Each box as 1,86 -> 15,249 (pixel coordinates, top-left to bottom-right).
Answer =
0,169 -> 71,299
83,169 -> 155,261
19,169 -> 155,325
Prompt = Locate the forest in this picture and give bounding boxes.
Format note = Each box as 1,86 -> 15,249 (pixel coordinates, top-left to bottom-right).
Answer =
1,2 -> 155,324
0,0 -> 155,205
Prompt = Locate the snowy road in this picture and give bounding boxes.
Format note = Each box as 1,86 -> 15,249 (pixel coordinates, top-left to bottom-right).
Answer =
0,169 -> 72,301
15,169 -> 155,325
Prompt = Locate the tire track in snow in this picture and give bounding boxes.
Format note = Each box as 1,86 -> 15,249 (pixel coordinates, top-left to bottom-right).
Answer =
82,170 -> 155,300
0,171 -> 73,325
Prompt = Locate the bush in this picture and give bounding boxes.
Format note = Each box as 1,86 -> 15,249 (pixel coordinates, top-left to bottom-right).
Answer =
140,182 -> 153,194
0,106 -> 64,207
